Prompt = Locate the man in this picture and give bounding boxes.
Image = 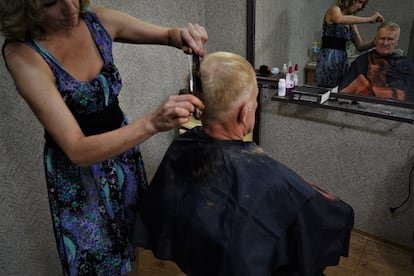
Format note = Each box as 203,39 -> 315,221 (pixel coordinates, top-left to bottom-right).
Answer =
133,52 -> 354,276
340,22 -> 414,102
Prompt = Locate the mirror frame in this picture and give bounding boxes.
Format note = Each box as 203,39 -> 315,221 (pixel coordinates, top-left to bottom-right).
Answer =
246,0 -> 255,67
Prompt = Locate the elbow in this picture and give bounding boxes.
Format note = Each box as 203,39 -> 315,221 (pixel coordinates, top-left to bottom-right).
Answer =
67,154 -> 93,168
64,147 -> 95,167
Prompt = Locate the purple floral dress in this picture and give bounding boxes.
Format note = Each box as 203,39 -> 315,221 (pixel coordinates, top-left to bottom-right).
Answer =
315,20 -> 353,88
24,9 -> 147,276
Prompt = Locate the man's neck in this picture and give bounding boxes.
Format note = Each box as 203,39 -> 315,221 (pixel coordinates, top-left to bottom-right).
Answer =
203,123 -> 245,141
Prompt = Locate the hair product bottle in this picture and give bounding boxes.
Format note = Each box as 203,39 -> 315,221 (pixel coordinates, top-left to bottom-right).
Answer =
293,64 -> 299,87
278,78 -> 286,97
310,41 -> 320,63
286,65 -> 294,96
281,63 -> 288,78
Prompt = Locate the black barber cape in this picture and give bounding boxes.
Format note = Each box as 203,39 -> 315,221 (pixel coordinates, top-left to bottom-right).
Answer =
132,127 -> 354,276
339,50 -> 414,102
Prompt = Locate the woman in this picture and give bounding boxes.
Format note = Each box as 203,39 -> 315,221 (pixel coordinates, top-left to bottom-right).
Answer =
0,0 -> 207,275
316,0 -> 384,88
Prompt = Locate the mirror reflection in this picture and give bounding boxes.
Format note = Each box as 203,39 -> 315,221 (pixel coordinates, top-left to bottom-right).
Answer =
254,0 -> 414,105
339,22 -> 414,103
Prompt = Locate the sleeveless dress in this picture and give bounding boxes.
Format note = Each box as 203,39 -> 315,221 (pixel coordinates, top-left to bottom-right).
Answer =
315,20 -> 352,88
24,9 -> 147,276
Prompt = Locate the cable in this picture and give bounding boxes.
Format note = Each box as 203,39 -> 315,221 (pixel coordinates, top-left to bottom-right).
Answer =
389,163 -> 414,214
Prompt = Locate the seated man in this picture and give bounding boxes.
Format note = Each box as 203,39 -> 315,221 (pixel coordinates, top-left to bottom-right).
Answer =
339,22 -> 414,102
133,52 -> 354,276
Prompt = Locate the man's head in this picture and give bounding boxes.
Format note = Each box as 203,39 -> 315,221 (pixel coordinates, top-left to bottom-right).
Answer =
199,52 -> 258,139
375,22 -> 400,56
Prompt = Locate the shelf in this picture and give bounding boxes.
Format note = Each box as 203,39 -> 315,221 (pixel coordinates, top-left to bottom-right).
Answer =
255,74 -> 414,124
271,94 -> 414,124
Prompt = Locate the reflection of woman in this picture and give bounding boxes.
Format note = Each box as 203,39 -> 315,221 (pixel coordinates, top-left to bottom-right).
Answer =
316,0 -> 384,88
0,0 -> 206,275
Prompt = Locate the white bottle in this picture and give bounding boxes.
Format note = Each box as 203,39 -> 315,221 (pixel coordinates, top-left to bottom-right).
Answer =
278,78 -> 286,97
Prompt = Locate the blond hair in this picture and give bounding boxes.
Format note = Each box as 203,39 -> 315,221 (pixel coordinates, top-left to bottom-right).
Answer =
0,0 -> 90,40
200,51 -> 256,122
377,22 -> 401,39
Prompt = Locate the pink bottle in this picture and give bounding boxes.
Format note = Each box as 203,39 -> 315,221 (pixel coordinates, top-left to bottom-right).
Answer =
286,65 -> 294,96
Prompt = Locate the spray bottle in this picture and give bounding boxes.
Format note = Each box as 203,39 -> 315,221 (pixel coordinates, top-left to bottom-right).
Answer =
293,64 -> 299,87
286,65 -> 294,96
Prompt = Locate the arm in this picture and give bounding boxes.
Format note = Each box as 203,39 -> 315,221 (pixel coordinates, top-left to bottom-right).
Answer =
351,25 -> 375,52
94,7 -> 208,56
4,42 -> 204,167
326,6 -> 383,25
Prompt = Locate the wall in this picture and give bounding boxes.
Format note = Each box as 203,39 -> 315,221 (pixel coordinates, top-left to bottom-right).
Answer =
0,0 -> 246,275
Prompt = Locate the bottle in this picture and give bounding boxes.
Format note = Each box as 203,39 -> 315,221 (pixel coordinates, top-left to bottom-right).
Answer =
293,64 -> 299,87
281,63 -> 288,78
285,66 -> 294,96
310,41 -> 320,63
278,78 -> 286,97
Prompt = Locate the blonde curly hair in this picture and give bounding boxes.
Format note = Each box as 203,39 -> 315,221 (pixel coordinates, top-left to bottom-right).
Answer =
0,0 -> 90,40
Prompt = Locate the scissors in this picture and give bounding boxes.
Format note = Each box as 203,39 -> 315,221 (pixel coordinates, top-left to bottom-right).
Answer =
188,54 -> 202,119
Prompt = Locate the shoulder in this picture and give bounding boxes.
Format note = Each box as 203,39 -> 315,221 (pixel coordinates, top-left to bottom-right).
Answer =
91,7 -> 127,26
325,5 -> 342,24
328,5 -> 341,12
88,6 -> 126,39
3,41 -> 54,89
327,5 -> 342,16
86,6 -> 110,25
3,41 -> 43,70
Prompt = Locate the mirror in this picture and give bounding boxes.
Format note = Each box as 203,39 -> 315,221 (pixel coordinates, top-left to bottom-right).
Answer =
249,0 -> 414,107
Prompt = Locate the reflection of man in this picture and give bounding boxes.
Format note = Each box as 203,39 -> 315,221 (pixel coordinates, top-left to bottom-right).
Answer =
340,22 -> 414,102
134,52 -> 354,276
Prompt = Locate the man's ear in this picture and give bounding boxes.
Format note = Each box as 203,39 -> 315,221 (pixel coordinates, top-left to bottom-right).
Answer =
238,102 -> 249,125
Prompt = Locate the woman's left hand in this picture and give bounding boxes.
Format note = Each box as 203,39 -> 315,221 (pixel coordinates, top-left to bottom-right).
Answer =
181,23 -> 208,57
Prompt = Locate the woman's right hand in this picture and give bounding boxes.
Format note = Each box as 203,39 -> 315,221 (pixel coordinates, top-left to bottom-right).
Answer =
180,23 -> 208,57
370,12 -> 384,23
147,94 -> 204,133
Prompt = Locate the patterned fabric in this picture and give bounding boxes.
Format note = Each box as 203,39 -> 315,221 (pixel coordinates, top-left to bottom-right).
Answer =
24,9 -> 147,276
316,20 -> 352,88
